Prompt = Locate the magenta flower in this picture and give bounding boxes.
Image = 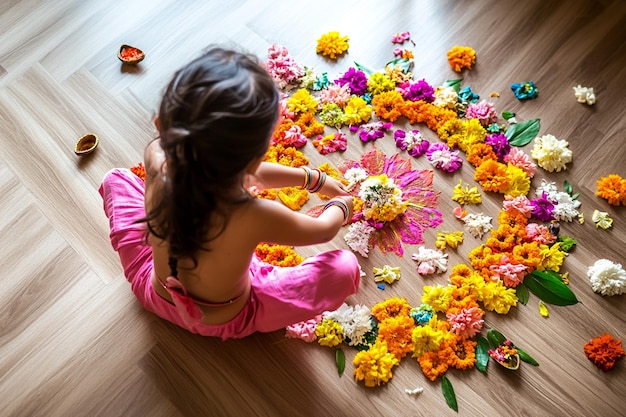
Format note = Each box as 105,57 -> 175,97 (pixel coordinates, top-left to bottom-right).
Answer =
530,192 -> 555,222
335,67 -> 368,96
339,148 -> 443,256
391,31 -> 411,44
465,100 -> 497,126
394,129 -> 430,157
396,79 -> 435,102
485,133 -> 511,161
351,121 -> 394,142
426,142 -> 463,173
446,306 -> 484,339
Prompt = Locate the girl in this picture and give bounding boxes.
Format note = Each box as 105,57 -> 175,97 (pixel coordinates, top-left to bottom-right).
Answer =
99,47 -> 360,340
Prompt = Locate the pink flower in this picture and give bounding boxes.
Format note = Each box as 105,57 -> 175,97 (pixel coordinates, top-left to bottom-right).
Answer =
282,125 -> 307,148
426,142 -> 463,173
391,31 -> 411,44
447,306 -> 484,338
504,147 -> 537,178
502,195 -> 533,218
525,223 -> 556,245
265,44 -> 304,89
465,100 -> 497,126
417,262 -> 436,275
489,255 -> 527,287
286,315 -> 322,342
319,83 -> 351,107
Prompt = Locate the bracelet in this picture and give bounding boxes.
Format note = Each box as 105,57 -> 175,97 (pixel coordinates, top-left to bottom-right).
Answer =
323,199 -> 349,223
301,166 -> 312,190
309,170 -> 327,193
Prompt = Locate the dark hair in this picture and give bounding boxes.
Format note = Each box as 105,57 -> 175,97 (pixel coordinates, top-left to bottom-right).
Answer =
144,47 -> 280,265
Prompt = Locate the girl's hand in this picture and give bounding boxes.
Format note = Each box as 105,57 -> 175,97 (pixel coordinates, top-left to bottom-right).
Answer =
318,176 -> 351,198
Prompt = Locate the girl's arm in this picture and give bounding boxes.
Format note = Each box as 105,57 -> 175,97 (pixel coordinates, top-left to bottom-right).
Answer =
246,162 -> 349,198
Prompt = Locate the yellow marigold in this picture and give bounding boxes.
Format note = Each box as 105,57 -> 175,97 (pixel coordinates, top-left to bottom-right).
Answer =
277,186 -> 309,210
376,316 -> 415,360
457,118 -> 487,152
480,280 -> 518,314
596,174 -> 626,206
474,159 -> 510,193
436,231 -> 464,251
437,118 -> 465,148
254,243 -> 304,267
412,321 -> 446,358
447,45 -> 477,72
295,112 -> 325,138
264,144 -> 309,167
511,241 -> 542,271
372,297 -> 412,321
286,88 -> 319,115
450,269 -> 486,301
254,188 -> 277,200
343,95 -> 372,125
317,162 -> 348,200
367,72 -> 396,97
468,245 -> 495,271
315,31 -> 349,59
497,209 -> 529,230
371,90 -> 405,122
418,345 -> 455,381
503,164 -> 531,197
537,242 -> 567,272
485,226 -> 519,253
466,143 -> 498,167
451,180 -> 482,205
421,285 -> 453,313
353,340 -> 399,387
315,319 -> 344,347
450,336 -> 477,370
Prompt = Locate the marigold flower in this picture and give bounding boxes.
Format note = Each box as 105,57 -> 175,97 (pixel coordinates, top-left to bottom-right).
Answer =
489,255 -> 527,287
277,186 -> 309,210
418,346 -> 455,381
437,118 -> 465,148
474,159 -> 510,193
503,163 -> 531,197
372,297 -> 412,322
421,285 -> 453,312
286,88 -> 319,114
372,90 -> 405,121
446,45 -> 477,72
294,112 -> 325,138
504,147 -> 537,178
511,241 -> 542,271
377,315 -> 415,360
458,118 -> 487,152
583,333 -> 625,371
353,341 -> 399,387
367,72 -> 396,96
253,188 -> 277,200
315,318 -> 344,347
130,162 -> 146,181
319,102 -> 345,129
271,121 -> 307,148
436,231 -> 464,251
480,280 -> 518,314
264,144 -> 309,167
537,242 -> 566,272
449,337 -> 478,370
255,243 -> 305,267
596,174 -> 626,206
316,31 -> 349,59
343,95 -> 372,125
412,320 -> 447,358
466,143 -> 497,168
452,180 -> 482,205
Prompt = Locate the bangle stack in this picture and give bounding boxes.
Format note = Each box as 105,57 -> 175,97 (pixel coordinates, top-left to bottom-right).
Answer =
301,167 -> 327,193
323,198 -> 350,223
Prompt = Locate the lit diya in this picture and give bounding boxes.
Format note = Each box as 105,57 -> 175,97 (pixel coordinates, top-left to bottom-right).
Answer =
118,44 -> 145,64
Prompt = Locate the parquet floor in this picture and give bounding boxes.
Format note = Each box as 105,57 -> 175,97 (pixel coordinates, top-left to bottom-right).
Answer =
0,0 -> 624,416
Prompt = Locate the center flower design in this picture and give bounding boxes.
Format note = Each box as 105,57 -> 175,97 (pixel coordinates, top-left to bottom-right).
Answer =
359,174 -> 408,223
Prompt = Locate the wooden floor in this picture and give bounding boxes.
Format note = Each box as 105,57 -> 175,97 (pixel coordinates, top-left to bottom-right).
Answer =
1,0 -> 625,416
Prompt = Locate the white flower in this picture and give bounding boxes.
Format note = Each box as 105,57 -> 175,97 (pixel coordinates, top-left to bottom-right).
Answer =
573,85 -> 596,105
531,134 -> 573,172
462,213 -> 493,238
373,265 -> 402,284
344,167 -> 369,191
587,259 -> 626,296
344,221 -> 375,257
592,209 -> 613,230
405,387 -> 424,396
324,303 -> 373,346
535,179 -> 559,197
433,86 -> 458,109
411,246 -> 448,275
550,191 -> 581,222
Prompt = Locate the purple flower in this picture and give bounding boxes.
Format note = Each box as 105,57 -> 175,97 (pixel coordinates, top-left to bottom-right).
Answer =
356,121 -> 393,142
394,129 -> 430,157
396,79 -> 435,102
530,192 -> 555,222
335,67 -> 368,96
485,133 -> 511,161
426,142 -> 463,173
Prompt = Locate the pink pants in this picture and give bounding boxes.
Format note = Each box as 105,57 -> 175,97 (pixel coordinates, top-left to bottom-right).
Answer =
99,168 -> 360,340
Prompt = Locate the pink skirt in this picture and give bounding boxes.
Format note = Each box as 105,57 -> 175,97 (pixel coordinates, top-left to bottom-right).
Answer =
98,168 -> 360,340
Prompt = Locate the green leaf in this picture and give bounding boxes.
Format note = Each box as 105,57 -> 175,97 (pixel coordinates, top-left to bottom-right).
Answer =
516,346 -> 539,366
444,79 -> 463,93
502,111 -> 516,120
353,61 -> 374,75
335,349 -> 345,377
487,328 -> 506,349
441,376 -> 458,412
475,335 -> 490,373
571,192 -> 580,200
564,180 -> 573,195
505,118 -> 541,147
386,57 -> 412,72
516,282 -> 530,305
524,270 -> 579,306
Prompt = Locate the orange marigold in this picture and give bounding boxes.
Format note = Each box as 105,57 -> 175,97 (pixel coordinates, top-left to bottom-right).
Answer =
295,112 -> 325,138
511,241 -> 542,271
437,118 -> 465,148
474,159 -> 510,193
466,143 -> 498,167
277,186 -> 309,210
583,333 -> 625,371
377,315 -> 415,360
596,174 -> 626,206
130,162 -> 146,181
372,90 -> 405,122
372,297 -> 412,322
418,345 -> 455,381
265,144 -> 309,167
449,336 -> 477,370
447,45 -> 476,72
255,243 -> 304,267
316,31 -> 349,59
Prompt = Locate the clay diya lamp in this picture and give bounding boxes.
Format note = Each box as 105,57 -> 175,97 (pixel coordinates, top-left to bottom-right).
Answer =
489,340 -> 520,370
75,133 -> 99,155
118,44 -> 145,64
